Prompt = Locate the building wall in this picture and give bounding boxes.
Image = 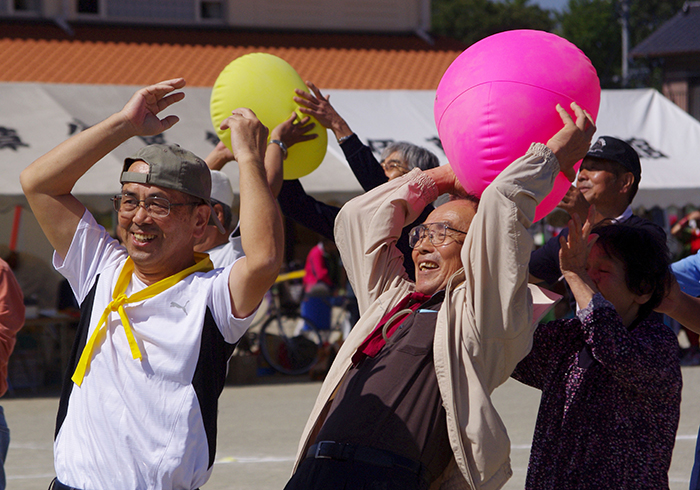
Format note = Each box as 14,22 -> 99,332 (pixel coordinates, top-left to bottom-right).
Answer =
3,0 -> 428,32
663,55 -> 700,121
228,0 -> 423,32
664,80 -> 689,112
107,0 -> 194,20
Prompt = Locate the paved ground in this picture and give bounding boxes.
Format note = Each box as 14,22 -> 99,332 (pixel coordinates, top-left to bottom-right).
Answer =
5,367 -> 700,489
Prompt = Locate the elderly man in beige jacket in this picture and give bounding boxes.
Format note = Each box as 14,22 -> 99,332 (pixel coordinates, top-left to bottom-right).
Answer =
283,103 -> 595,490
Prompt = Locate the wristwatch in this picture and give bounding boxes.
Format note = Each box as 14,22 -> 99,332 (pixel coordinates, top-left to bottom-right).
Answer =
269,139 -> 288,160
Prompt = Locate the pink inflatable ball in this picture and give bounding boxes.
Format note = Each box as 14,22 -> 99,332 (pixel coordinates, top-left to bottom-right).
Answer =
434,29 -> 600,222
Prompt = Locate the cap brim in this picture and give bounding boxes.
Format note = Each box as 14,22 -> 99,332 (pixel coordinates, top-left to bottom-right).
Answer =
207,202 -> 227,234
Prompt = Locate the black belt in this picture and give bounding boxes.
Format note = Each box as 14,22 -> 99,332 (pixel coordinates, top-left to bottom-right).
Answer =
50,477 -> 199,490
306,441 -> 431,483
50,479 -> 80,490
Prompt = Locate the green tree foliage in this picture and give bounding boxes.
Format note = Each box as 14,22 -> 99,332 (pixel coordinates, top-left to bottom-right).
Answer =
432,0 -> 555,47
432,0 -> 685,89
557,0 -> 619,87
557,0 -> 686,88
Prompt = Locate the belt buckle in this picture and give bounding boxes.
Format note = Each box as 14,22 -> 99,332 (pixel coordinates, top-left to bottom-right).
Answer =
315,440 -> 336,459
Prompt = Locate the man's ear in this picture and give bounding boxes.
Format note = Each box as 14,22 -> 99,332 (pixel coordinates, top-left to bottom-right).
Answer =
618,172 -> 635,194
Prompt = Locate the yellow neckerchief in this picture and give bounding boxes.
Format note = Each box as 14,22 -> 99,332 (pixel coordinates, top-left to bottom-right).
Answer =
72,252 -> 214,386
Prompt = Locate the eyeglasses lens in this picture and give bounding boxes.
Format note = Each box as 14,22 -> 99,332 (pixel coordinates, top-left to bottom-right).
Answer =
112,196 -> 171,217
409,223 -> 447,248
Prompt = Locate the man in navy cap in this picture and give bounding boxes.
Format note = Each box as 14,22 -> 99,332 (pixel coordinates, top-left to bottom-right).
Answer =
530,136 -> 664,285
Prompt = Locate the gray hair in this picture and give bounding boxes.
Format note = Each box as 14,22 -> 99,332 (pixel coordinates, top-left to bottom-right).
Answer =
380,142 -> 439,172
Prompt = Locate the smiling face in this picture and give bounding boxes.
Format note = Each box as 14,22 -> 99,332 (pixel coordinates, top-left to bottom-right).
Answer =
118,161 -> 209,284
576,158 -> 634,213
412,200 -> 477,296
586,243 -> 650,327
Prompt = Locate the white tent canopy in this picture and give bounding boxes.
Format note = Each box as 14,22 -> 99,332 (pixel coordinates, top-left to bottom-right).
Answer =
1,83 -> 700,259
2,84 -> 700,208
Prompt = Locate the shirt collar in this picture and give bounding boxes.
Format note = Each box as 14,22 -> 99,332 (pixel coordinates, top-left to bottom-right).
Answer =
612,205 -> 633,223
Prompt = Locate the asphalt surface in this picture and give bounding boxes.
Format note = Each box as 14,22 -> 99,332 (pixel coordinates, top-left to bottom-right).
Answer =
5,367 -> 700,490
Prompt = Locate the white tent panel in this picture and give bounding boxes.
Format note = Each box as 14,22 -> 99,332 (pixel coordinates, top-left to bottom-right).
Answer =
0,83 -> 365,210
3,84 -> 700,208
594,89 -> 700,209
3,83 -> 700,261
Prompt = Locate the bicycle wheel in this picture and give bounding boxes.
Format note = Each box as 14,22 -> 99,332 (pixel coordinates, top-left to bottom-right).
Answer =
259,313 -> 323,375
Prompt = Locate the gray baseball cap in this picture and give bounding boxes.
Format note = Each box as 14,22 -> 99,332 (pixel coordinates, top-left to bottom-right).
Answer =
121,144 -> 225,233
210,170 -> 235,208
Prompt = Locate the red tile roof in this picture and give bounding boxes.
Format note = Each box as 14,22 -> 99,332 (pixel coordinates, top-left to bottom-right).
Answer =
0,20 -> 466,89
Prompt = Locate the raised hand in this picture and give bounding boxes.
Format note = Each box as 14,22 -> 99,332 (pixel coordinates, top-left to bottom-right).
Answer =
119,78 -> 186,136
271,112 -> 318,150
204,141 -> 235,171
546,102 -> 596,182
220,108 -> 269,165
424,163 -> 468,197
559,204 -> 598,277
294,81 -> 353,139
559,185 -> 591,222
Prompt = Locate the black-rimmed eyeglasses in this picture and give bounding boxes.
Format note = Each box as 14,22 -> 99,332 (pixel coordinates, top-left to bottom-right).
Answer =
111,195 -> 200,218
408,222 -> 467,248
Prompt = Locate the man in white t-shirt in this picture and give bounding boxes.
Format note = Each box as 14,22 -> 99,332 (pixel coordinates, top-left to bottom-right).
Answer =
20,79 -> 284,490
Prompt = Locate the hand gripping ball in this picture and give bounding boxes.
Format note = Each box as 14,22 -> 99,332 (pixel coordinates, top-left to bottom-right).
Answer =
210,53 -> 328,180
434,30 -> 600,221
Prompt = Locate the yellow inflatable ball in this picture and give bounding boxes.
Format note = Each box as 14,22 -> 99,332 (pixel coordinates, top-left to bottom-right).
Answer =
210,53 -> 328,180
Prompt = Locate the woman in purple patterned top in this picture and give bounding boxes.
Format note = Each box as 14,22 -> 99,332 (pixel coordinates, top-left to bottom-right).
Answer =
513,209 -> 682,489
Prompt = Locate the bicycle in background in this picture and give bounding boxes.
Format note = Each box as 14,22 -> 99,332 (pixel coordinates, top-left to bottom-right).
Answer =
256,270 -> 355,376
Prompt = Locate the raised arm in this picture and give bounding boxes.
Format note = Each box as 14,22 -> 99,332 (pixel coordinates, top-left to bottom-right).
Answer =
20,79 -> 186,259
264,111 -> 318,198
334,170 -> 438,312
558,207 -> 599,310
268,112 -> 338,239
656,278 -> 700,334
205,110 -> 315,201
224,109 -> 284,317
454,102 -> 595,389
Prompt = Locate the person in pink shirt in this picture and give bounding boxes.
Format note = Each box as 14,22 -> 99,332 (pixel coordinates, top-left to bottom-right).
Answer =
0,257 -> 25,489
302,239 -> 340,331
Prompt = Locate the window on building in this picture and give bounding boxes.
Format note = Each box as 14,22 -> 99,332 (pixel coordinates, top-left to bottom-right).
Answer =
78,0 -> 99,14
200,0 -> 223,19
13,0 -> 41,12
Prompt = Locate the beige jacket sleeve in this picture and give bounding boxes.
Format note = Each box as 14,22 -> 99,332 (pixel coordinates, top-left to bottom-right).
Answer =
461,142 -> 559,388
434,143 -> 561,490
334,169 -> 439,314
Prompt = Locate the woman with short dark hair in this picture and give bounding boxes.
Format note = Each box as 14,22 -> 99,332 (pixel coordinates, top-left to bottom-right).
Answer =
512,212 -> 681,489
